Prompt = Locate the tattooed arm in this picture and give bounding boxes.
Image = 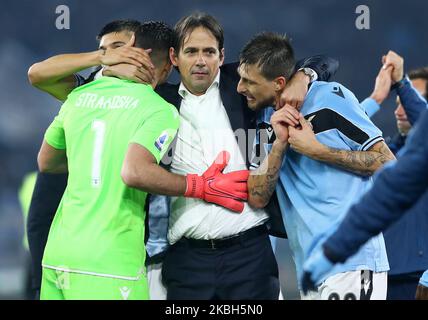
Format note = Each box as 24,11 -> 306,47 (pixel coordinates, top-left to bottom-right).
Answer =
310,140 -> 396,176
288,115 -> 396,177
248,107 -> 294,209
248,140 -> 287,208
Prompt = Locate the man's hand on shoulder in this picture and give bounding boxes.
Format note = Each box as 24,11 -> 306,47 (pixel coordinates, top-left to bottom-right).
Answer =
99,34 -> 154,69
103,63 -> 154,84
100,34 -> 155,84
276,70 -> 311,110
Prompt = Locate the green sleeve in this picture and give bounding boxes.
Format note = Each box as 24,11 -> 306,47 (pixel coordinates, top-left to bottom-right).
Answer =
130,105 -> 179,163
44,106 -> 67,149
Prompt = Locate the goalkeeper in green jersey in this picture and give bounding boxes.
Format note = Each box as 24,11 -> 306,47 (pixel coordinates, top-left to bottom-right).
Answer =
36,21 -> 249,300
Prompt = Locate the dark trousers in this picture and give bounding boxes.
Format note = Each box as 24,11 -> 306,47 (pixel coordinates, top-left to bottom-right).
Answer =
23,252 -> 36,300
387,272 -> 423,300
27,172 -> 68,295
162,226 -> 279,300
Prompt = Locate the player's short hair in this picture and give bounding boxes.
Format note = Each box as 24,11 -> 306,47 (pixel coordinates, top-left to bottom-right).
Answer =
408,67 -> 428,99
174,12 -> 224,55
134,21 -> 176,68
96,19 -> 141,41
239,32 -> 295,81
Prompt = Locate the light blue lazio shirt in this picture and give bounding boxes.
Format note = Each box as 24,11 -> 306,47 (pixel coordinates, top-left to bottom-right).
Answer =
360,97 -> 380,117
420,270 -> 428,287
146,195 -> 170,259
260,81 -> 389,288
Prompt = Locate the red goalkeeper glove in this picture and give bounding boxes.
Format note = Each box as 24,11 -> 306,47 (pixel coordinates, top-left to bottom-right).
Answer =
185,151 -> 249,213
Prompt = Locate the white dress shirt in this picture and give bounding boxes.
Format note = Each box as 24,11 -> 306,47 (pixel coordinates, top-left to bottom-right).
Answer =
168,71 -> 268,244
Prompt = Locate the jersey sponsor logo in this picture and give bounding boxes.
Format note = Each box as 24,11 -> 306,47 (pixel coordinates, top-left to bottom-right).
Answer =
258,122 -> 276,144
360,270 -> 373,300
265,125 -> 274,141
55,268 -> 70,290
331,86 -> 345,99
119,286 -> 131,300
155,131 -> 169,152
363,280 -> 371,294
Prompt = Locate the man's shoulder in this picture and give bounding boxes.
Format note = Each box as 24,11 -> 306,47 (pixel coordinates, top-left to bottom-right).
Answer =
220,62 -> 240,82
155,82 -> 180,107
219,62 -> 244,101
75,75 -> 115,88
146,95 -> 179,125
156,82 -> 179,92
67,76 -> 124,98
309,81 -> 354,97
142,88 -> 177,114
152,97 -> 177,113
306,81 -> 358,110
220,62 -> 239,73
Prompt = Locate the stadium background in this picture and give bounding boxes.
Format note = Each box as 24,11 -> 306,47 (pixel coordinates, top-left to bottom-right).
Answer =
0,0 -> 427,299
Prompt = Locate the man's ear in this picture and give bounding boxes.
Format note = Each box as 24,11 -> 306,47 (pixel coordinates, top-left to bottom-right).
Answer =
125,33 -> 136,47
219,48 -> 225,66
169,47 -> 178,67
274,76 -> 286,92
156,60 -> 174,85
163,61 -> 174,80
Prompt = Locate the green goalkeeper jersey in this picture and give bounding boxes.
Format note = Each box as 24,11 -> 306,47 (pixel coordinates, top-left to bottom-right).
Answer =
42,76 -> 179,279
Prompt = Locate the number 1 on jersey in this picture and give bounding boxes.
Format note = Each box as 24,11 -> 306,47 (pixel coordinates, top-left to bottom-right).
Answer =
91,120 -> 106,187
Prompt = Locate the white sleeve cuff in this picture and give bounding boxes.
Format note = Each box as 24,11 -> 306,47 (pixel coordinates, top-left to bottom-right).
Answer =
94,68 -> 104,80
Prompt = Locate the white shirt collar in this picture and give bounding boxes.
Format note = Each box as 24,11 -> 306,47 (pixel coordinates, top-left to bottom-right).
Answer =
178,70 -> 221,99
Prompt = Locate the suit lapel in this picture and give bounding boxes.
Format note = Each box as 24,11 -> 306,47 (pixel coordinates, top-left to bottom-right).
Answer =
219,70 -> 256,133
155,83 -> 182,111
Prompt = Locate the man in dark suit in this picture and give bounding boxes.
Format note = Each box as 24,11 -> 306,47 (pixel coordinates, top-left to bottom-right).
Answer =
27,13 -> 338,299
105,13 -> 337,300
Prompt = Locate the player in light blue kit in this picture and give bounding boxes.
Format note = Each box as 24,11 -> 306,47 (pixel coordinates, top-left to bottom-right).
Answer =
301,109 -> 428,300
238,32 -> 396,299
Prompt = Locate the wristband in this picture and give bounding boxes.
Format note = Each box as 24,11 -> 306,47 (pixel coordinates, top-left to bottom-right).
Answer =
391,74 -> 408,91
184,174 -> 203,198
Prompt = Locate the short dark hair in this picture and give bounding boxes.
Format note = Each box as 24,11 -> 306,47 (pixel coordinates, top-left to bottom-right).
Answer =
408,67 -> 428,100
134,21 -> 176,67
96,19 -> 141,41
239,32 -> 295,81
174,12 -> 224,54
